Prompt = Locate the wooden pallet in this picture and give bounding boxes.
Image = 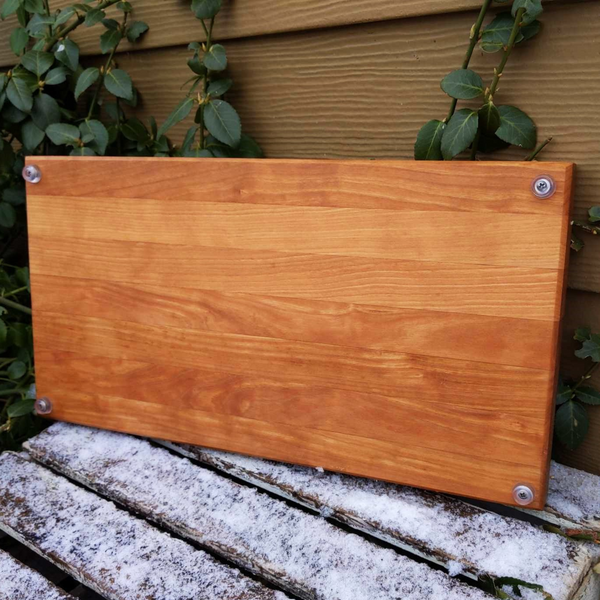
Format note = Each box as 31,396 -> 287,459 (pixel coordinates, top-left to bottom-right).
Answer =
0,422 -> 597,600
25,157 -> 574,507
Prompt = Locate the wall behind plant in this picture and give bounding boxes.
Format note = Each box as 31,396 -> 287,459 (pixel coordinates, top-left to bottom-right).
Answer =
1,0 -> 600,474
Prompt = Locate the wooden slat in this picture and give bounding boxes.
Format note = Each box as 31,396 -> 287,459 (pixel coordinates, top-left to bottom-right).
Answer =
0,550 -> 75,600
23,423 -> 496,600
92,0 -> 600,292
26,157 -> 572,508
27,196 -> 567,269
0,0 -> 571,67
33,275 -> 556,369
152,433 -> 594,600
0,452 -> 289,600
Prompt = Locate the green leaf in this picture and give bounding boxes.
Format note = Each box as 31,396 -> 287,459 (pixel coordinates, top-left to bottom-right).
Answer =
512,0 -> 543,25
2,103 -> 27,123
79,119 -> 108,155
55,6 -> 76,26
187,54 -> 206,75
588,207 -> 600,223
100,28 -> 122,53
0,0 -> 20,19
0,319 -> 6,344
207,78 -> 232,97
44,66 -> 68,85
575,333 -> 600,362
574,327 -> 591,342
204,99 -> 241,147
555,400 -> 589,450
520,20 -> 541,42
157,96 -> 194,138
575,386 -> 600,406
85,7 -> 105,26
6,77 -> 33,112
414,119 -> 445,160
12,68 -> 38,92
102,17 -> 119,30
203,43 -> 227,71
74,66 -> 99,99
7,360 -> 26,380
46,122 -> 80,146
496,105 -> 536,149
440,69 -> 484,100
23,0 -> 44,13
70,146 -> 96,156
54,38 -> 79,71
234,134 -> 263,158
104,68 -> 132,99
191,0 -> 221,19
117,0 -> 132,11
10,28 -> 29,56
7,398 -> 35,418
440,109 -> 478,160
3,186 -> 25,205
0,202 -> 16,227
481,13 -> 522,53
478,102 -> 501,134
26,13 -> 55,36
121,117 -> 150,142
126,20 -> 149,42
556,378 -> 573,406
21,119 -> 45,150
31,92 -> 60,130
571,233 -> 584,253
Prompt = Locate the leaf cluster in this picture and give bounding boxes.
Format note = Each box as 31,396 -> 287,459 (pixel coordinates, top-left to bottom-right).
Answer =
415,1 -> 543,161
555,328 -> 600,451
158,0 -> 263,157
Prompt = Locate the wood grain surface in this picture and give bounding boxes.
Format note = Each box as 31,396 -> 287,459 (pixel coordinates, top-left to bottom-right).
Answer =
26,157 -> 573,507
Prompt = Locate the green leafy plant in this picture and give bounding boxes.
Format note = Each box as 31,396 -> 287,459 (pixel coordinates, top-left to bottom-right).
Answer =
158,0 -> 262,158
571,206 -> 600,252
415,0 -> 549,161
555,328 -> 600,451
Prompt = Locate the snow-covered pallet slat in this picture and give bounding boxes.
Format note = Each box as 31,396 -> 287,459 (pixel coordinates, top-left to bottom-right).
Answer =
0,549 -> 75,600
24,423 -> 492,600
524,462 -> 600,533
159,438 -> 598,600
0,452 -> 288,600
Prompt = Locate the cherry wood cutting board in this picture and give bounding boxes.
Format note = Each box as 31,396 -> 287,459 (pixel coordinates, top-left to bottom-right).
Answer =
25,157 -> 574,508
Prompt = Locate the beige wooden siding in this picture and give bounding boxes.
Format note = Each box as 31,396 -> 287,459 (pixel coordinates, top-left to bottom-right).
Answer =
1,0 -> 600,474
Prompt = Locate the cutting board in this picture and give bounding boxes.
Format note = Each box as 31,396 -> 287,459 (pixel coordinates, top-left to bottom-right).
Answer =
25,157 -> 574,508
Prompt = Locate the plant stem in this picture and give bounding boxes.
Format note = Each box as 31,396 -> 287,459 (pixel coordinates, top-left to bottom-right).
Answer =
44,0 -> 121,51
0,297 -> 32,316
3,286 -> 28,299
0,388 -> 28,397
198,17 -> 215,149
573,362 -> 600,392
487,7 -> 526,100
572,220 -> 600,236
87,40 -> 120,120
470,128 -> 481,160
445,0 -> 493,122
525,137 -> 553,161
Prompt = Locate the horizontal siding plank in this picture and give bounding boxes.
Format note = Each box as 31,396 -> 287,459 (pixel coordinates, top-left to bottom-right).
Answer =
98,2 -> 599,290
32,275 -> 557,369
0,0 -> 571,66
0,452 -> 288,600
29,236 -> 564,320
23,423 -> 495,600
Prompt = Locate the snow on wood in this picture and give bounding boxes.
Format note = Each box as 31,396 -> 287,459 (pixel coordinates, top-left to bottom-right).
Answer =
158,437 -> 594,600
0,451 -> 288,600
0,549 -> 74,600
523,462 -> 600,533
25,423 -> 492,600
